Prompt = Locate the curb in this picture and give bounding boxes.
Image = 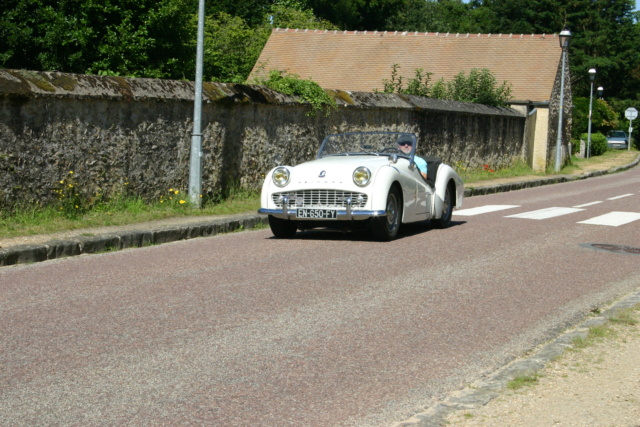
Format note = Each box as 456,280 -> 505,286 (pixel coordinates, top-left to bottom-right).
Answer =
0,214 -> 268,267
2,154 -> 639,268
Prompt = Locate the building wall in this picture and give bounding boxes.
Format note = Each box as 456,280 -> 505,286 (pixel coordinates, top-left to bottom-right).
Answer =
0,70 -> 526,211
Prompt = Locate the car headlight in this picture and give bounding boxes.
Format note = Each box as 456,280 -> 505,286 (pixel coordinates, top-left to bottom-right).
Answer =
272,167 -> 290,187
353,166 -> 371,187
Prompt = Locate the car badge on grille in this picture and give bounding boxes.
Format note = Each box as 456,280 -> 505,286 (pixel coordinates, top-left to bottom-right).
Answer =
318,170 -> 326,178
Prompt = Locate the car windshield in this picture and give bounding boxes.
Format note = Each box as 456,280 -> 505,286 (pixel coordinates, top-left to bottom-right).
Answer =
609,131 -> 626,138
317,132 -> 416,159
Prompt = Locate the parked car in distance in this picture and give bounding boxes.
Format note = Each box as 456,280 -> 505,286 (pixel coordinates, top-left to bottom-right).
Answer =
606,130 -> 628,149
258,131 -> 464,241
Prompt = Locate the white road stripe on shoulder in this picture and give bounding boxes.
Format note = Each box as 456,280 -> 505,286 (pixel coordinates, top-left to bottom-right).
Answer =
607,194 -> 634,200
573,201 -> 602,208
506,207 -> 584,220
578,211 -> 640,227
453,205 -> 520,216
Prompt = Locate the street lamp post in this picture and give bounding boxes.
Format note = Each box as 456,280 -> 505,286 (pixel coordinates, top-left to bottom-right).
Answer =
189,0 -> 206,207
586,68 -> 596,159
597,86 -> 603,99
554,28 -> 572,172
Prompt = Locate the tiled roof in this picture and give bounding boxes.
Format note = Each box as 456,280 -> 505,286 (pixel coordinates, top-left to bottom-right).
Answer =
250,29 -> 563,102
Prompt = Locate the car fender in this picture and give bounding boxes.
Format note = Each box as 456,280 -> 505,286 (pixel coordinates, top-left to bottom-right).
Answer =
433,164 -> 464,216
370,163 -> 417,219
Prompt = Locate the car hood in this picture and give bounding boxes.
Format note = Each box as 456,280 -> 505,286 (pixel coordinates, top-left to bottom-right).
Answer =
288,155 -> 401,185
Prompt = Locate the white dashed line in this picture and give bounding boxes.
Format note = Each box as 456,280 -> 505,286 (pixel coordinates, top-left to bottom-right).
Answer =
607,194 -> 634,200
453,205 -> 520,216
573,201 -> 602,208
578,211 -> 640,227
506,207 -> 584,220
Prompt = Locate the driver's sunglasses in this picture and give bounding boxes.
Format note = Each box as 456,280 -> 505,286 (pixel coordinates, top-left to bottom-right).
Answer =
399,142 -> 412,146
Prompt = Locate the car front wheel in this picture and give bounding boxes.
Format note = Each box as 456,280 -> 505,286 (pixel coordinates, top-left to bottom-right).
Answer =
433,183 -> 453,228
371,186 -> 402,241
268,215 -> 298,238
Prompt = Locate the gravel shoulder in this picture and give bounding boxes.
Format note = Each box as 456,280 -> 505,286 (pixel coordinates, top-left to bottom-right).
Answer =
443,302 -> 640,427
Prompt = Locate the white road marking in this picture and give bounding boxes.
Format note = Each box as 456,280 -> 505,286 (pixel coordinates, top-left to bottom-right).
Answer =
453,205 -> 520,216
573,201 -> 602,208
578,211 -> 640,227
506,207 -> 584,220
607,194 -> 634,200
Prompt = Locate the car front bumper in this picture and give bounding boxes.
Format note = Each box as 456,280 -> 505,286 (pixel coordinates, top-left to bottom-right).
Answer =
259,208 -> 386,221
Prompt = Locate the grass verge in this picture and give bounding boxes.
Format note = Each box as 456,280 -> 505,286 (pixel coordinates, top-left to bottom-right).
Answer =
0,190 -> 260,239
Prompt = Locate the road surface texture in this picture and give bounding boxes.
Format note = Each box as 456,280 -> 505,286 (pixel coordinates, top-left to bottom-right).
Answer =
1,156 -> 639,426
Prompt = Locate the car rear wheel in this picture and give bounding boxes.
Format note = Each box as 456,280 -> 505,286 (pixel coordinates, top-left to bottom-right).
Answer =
433,183 -> 453,228
268,215 -> 298,238
371,186 -> 402,241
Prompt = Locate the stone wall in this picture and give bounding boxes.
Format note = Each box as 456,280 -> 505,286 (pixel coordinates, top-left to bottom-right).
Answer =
0,70 -> 526,211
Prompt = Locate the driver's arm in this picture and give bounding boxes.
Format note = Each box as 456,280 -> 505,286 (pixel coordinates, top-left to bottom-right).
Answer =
415,156 -> 428,180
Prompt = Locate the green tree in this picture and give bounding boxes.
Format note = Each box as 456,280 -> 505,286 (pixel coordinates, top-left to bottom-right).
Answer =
387,0 -> 492,34
571,96 -> 619,139
268,4 -> 337,29
202,13 -> 270,83
206,0 -> 263,27
0,0 -> 195,79
204,3 -> 335,83
306,0 -> 406,30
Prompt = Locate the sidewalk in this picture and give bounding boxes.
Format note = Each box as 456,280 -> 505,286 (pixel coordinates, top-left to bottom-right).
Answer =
2,152 -> 639,267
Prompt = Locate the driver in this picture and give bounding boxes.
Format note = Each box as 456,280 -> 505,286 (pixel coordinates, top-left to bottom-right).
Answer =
397,135 -> 428,181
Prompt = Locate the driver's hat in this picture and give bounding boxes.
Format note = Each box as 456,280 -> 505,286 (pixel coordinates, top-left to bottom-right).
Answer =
397,134 -> 413,146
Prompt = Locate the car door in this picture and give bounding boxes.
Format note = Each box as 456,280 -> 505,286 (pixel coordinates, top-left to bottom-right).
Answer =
395,158 -> 432,222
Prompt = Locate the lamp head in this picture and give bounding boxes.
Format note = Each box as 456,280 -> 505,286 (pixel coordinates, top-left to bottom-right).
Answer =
559,28 -> 572,49
589,68 -> 596,81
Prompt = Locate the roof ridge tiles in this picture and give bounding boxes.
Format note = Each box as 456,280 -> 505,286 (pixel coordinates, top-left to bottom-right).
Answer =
271,27 -> 557,39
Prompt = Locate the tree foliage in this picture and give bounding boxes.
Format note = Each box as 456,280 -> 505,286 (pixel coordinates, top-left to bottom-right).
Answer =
571,96 -> 619,139
202,13 -> 271,83
0,0 -> 195,78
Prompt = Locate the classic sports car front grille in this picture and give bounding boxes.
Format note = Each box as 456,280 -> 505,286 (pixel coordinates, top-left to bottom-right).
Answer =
272,190 -> 368,208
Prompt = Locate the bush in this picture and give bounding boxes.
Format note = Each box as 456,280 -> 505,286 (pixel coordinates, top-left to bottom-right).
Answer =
581,132 -> 608,157
257,70 -> 336,116
380,65 -> 511,107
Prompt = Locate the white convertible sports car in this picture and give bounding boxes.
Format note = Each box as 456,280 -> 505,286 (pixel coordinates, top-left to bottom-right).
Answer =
258,131 -> 464,240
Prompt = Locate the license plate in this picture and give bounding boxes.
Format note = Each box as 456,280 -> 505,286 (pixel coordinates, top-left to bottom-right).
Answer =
296,208 -> 337,219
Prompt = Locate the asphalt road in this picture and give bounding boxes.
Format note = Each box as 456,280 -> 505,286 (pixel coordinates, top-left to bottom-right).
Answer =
1,167 -> 639,426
